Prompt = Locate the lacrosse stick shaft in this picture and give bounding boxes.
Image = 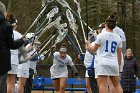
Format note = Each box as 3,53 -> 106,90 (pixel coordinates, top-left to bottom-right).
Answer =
39,35 -> 56,53
72,32 -> 83,53
73,0 -> 86,42
85,0 -> 88,39
66,34 -> 81,54
24,5 -> 47,36
30,34 -> 54,56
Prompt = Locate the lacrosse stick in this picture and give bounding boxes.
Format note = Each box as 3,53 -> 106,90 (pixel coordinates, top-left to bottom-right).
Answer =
66,34 -> 81,54
24,2 -> 49,36
73,0 -> 86,42
56,0 -> 93,31
66,9 -> 83,53
36,16 -> 62,39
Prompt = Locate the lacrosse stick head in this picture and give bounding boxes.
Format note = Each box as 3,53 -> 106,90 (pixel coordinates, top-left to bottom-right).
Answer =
56,0 -> 69,7
25,33 -> 35,39
42,0 -> 54,8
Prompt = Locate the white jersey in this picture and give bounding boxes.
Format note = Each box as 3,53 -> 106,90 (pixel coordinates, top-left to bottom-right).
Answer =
102,26 -> 126,42
94,49 -> 100,68
113,26 -> 126,42
95,31 -> 122,67
84,42 -> 95,68
10,30 -> 22,65
50,52 -> 74,78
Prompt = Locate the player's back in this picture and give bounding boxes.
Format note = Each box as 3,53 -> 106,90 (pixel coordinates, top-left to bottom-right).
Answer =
95,31 -> 122,66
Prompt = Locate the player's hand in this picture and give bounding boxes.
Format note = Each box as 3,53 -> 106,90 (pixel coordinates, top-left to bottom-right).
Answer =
85,40 -> 90,49
26,44 -> 33,51
28,55 -> 33,60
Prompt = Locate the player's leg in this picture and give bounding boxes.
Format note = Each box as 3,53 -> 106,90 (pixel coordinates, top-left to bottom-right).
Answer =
6,74 -> 16,93
17,77 -> 27,93
86,77 -> 92,93
98,75 -> 108,93
17,69 -> 29,93
59,77 -> 67,93
24,68 -> 34,93
7,64 -> 18,93
107,77 -> 116,93
53,78 -> 60,93
110,76 -> 123,93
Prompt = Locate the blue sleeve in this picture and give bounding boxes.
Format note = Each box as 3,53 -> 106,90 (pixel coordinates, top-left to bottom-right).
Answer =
89,55 -> 95,68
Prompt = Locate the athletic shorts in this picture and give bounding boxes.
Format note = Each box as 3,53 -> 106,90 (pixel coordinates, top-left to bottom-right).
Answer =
50,71 -> 68,79
85,70 -> 89,77
97,65 -> 119,76
94,67 -> 98,79
8,64 -> 18,75
17,69 -> 29,78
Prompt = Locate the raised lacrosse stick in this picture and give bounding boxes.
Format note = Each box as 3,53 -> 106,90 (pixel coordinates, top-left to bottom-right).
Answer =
73,0 -> 86,42
24,1 -> 51,36
56,0 -> 93,31
66,9 -> 83,53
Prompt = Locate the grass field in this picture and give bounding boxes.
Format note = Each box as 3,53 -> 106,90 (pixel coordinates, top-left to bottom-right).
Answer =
32,91 -> 83,93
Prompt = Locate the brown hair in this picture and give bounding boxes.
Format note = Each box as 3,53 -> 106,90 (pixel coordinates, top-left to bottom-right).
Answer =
96,23 -> 105,34
61,43 -> 67,48
105,12 -> 117,30
6,12 -> 15,20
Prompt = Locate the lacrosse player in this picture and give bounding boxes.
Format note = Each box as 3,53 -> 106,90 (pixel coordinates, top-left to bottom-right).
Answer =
50,43 -> 81,93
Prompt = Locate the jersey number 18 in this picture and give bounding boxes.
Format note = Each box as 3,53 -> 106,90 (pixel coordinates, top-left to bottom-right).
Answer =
105,40 -> 117,53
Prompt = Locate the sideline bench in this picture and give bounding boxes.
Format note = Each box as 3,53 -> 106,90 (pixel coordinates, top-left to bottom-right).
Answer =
32,76 -> 87,93
135,80 -> 140,93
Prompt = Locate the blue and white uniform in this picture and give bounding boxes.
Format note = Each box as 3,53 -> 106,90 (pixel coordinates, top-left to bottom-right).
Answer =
84,42 -> 95,77
102,26 -> 125,72
50,52 -> 74,79
95,31 -> 122,76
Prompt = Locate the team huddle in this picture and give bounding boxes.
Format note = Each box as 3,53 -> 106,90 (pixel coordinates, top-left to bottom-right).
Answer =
0,1 -> 139,93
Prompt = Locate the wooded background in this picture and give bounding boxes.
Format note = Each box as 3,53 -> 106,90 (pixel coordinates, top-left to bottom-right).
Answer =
1,0 -> 140,64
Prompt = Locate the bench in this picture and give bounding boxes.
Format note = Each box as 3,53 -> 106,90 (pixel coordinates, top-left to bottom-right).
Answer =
32,76 -> 87,93
135,80 -> 140,93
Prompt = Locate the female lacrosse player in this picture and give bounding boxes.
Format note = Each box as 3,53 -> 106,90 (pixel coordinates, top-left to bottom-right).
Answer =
50,44 -> 80,93
86,15 -> 123,93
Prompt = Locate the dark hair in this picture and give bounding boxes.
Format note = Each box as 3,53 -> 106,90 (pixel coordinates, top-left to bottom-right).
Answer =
105,12 -> 117,30
6,12 -> 15,20
61,43 -> 67,48
96,23 -> 105,34
6,12 -> 17,24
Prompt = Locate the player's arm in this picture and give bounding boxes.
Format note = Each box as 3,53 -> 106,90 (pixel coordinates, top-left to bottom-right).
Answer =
69,57 -> 80,80
86,41 -> 99,53
122,41 -> 126,55
19,55 -> 33,64
117,48 -> 122,66
70,65 -> 79,77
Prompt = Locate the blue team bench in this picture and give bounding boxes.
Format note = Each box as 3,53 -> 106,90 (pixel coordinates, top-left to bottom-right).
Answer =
135,80 -> 140,93
32,76 -> 87,93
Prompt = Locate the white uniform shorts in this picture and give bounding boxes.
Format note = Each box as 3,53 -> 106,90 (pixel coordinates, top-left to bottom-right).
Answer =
97,65 -> 119,76
8,64 -> 18,75
50,70 -> 68,79
85,70 -> 89,77
94,67 -> 98,79
17,69 -> 29,78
